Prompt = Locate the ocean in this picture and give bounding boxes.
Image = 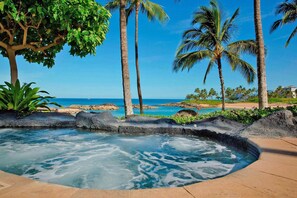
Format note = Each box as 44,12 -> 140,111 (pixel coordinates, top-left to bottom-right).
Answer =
51,98 -> 220,117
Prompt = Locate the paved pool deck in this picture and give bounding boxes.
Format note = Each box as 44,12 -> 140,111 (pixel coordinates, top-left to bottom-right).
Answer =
0,137 -> 296,198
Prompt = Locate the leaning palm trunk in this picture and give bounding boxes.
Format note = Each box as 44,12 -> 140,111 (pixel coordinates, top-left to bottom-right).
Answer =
254,0 -> 268,109
120,0 -> 134,116
217,58 -> 225,111
135,1 -> 144,114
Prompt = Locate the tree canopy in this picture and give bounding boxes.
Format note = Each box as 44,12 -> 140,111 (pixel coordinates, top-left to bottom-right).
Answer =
0,0 -> 110,68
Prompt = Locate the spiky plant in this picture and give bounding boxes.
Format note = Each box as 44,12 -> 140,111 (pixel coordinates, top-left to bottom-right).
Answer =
0,80 -> 60,117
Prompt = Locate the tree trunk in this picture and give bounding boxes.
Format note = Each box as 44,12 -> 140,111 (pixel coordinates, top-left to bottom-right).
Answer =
120,0 -> 134,117
217,58 -> 225,111
254,0 -> 268,109
7,48 -> 18,85
135,1 -> 144,114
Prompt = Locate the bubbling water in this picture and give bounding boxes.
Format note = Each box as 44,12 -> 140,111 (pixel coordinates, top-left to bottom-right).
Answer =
0,128 -> 256,190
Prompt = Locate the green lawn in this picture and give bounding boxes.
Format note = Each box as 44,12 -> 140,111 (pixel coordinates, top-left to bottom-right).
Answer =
183,98 -> 297,105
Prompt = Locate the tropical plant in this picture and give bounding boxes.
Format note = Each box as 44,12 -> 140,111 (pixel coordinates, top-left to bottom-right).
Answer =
254,0 -> 269,109
106,0 -> 168,114
0,0 -> 110,84
271,0 -> 297,47
0,80 -> 60,116
173,0 -> 256,110
119,0 -> 134,116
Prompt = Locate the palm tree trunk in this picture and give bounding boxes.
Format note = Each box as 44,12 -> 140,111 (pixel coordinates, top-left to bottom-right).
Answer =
120,0 -> 134,117
135,1 -> 144,114
254,0 -> 268,109
7,48 -> 18,85
217,58 -> 225,111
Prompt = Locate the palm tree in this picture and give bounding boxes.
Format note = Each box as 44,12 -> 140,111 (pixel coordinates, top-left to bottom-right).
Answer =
173,0 -> 256,110
270,0 -> 297,47
107,0 -> 168,114
254,0 -> 268,109
120,0 -> 134,116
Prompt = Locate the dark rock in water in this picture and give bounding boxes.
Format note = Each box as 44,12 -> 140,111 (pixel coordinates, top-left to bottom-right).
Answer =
69,104 -> 119,110
0,111 -> 75,128
240,110 -> 297,137
132,104 -> 158,109
175,109 -> 198,117
76,111 -> 119,131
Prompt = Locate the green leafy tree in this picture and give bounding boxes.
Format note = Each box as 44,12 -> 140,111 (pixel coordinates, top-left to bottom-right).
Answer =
0,0 -> 110,84
271,0 -> 297,47
0,2 -> 3,11
173,0 -> 256,110
106,0 -> 168,114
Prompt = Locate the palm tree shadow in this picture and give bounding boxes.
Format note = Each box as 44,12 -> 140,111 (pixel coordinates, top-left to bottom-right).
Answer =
261,148 -> 297,157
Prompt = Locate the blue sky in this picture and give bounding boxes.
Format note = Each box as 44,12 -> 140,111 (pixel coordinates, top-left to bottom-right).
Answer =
0,0 -> 296,99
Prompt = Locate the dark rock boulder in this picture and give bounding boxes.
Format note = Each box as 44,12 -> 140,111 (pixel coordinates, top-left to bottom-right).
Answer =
125,115 -> 177,125
293,117 -> 297,125
189,116 -> 245,134
0,112 -> 75,128
175,109 -> 198,117
240,110 -> 297,137
76,111 -> 119,131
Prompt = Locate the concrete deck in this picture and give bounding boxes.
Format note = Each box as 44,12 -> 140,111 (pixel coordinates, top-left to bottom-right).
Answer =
0,137 -> 296,198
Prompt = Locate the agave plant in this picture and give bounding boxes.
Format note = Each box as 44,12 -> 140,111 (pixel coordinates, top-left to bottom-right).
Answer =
0,80 -> 60,116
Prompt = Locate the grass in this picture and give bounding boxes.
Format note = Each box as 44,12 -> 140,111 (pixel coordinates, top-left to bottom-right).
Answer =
142,105 -> 297,125
182,99 -> 222,106
184,98 -> 297,105
247,97 -> 297,104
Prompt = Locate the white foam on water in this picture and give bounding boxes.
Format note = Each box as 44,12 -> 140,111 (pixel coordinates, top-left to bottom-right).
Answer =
0,129 -> 256,190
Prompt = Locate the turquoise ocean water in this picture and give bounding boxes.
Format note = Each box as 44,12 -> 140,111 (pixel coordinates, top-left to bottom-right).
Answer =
51,98 -> 220,117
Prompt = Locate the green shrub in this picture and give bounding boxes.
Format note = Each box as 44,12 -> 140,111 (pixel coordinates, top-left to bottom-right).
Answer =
0,80 -> 60,117
144,106 -> 297,125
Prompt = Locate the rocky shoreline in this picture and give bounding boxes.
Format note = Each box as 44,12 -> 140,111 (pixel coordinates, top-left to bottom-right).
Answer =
69,104 -> 119,110
159,102 -> 205,109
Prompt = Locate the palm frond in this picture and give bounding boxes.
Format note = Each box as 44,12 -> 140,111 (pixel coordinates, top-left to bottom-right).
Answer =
285,26 -> 297,47
203,59 -> 215,84
141,0 -> 169,23
220,8 -> 239,43
105,0 -> 121,11
173,50 -> 211,72
223,51 -> 256,83
228,40 -> 258,55
270,19 -> 283,33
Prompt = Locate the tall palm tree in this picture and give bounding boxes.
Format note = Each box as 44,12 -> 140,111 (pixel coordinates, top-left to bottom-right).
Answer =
254,0 -> 268,109
107,0 -> 168,114
173,0 -> 257,110
270,0 -> 297,47
120,0 -> 134,116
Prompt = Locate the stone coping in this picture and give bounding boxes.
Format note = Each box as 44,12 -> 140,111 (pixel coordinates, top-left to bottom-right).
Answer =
0,137 -> 296,197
